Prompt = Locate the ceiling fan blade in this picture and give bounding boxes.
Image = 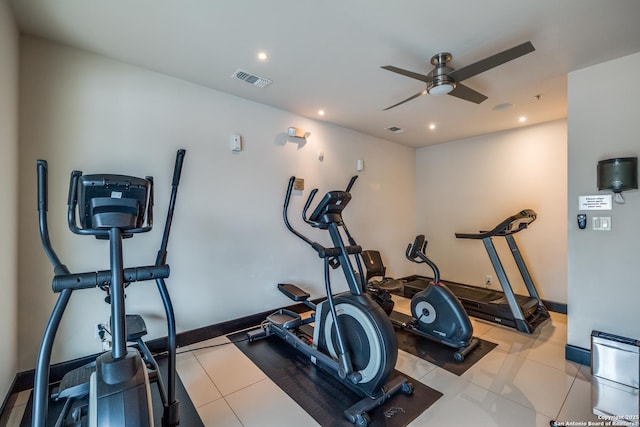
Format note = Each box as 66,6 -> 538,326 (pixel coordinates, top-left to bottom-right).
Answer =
381,66 -> 430,83
383,89 -> 428,110
447,41 -> 535,83
448,83 -> 488,104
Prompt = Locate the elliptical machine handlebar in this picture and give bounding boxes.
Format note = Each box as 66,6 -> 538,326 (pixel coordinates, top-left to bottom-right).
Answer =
156,149 -> 186,266
406,234 -> 440,283
283,176 -> 361,259
345,175 -> 358,193
283,176 -> 317,248
37,161 -> 69,275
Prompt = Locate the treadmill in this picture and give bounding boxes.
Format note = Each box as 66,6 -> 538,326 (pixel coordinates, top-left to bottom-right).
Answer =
403,209 -> 550,334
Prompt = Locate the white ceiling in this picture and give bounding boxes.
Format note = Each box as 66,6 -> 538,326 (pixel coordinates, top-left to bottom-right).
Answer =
9,0 -> 640,148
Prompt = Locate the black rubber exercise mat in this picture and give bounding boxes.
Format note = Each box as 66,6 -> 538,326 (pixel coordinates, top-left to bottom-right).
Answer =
20,356 -> 203,426
391,311 -> 498,376
230,330 -> 443,426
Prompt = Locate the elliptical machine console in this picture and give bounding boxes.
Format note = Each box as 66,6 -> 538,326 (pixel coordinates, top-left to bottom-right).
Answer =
247,176 -> 412,426
33,151 -> 185,427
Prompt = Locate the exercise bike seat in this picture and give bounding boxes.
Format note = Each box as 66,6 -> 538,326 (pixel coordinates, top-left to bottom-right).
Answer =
361,250 -> 404,292
370,278 -> 403,292
125,314 -> 148,342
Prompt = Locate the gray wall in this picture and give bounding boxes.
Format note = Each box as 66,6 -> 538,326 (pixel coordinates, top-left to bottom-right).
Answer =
567,52 -> 640,349
0,0 -> 19,402
17,37 -> 417,369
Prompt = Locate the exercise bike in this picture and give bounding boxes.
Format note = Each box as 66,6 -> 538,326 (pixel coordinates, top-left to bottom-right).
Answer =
364,235 -> 479,362
247,176 -> 413,426
32,150 -> 185,426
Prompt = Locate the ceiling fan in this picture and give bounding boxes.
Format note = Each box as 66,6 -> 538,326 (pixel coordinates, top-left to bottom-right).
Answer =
381,41 -> 535,110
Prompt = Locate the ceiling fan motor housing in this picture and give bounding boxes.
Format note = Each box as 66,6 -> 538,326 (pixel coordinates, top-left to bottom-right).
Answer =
427,54 -> 456,94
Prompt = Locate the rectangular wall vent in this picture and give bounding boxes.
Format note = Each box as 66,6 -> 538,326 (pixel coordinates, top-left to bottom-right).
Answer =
232,69 -> 272,88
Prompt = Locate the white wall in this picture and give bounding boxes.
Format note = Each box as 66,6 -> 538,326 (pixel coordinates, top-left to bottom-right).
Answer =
567,52 -> 640,350
17,37 -> 416,369
415,120 -> 568,305
0,0 -> 19,403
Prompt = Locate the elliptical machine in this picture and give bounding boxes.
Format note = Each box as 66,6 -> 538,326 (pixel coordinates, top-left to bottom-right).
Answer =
365,235 -> 479,362
247,176 -> 413,426
32,150 -> 185,426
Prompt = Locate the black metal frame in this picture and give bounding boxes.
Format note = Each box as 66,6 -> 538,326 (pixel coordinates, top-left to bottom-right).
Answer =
454,209 -> 550,333
32,150 -> 185,426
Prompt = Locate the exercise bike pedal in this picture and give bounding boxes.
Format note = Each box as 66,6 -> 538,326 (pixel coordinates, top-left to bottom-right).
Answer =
277,283 -> 310,301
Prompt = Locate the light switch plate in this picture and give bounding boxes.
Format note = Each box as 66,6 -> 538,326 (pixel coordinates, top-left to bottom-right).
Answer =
592,216 -> 611,231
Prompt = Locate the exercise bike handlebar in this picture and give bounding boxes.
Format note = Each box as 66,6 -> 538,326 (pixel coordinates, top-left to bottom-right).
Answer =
405,234 -> 440,283
406,234 -> 426,260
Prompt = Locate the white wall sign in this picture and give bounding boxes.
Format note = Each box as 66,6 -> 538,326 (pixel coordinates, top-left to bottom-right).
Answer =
578,195 -> 612,210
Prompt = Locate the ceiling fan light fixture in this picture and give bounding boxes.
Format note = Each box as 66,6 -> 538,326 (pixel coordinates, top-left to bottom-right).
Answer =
428,82 -> 455,95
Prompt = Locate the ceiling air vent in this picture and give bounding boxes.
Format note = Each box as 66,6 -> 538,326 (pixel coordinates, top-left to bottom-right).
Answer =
385,126 -> 404,133
232,69 -> 272,88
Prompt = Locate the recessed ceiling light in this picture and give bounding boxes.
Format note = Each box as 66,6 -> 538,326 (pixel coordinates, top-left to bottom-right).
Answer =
257,52 -> 268,61
429,123 -> 436,130
493,103 -> 514,111
318,110 -> 325,116
519,116 -> 527,123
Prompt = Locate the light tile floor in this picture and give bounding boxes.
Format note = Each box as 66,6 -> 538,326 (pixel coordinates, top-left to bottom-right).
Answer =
5,296 -> 638,426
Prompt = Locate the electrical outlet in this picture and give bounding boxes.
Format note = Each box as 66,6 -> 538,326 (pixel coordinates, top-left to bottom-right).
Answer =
102,340 -> 112,352
95,323 -> 105,340
485,275 -> 493,287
